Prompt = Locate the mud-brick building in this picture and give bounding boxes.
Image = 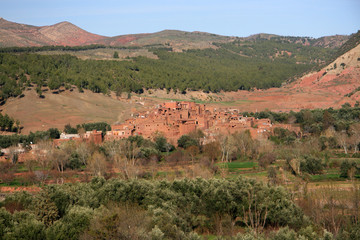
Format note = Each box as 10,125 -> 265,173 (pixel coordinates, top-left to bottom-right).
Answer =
105,124 -> 134,141
53,133 -> 82,147
84,130 -> 103,145
53,130 -> 103,146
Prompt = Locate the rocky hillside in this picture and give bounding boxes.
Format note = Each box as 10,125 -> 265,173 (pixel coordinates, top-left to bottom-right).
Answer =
0,18 -> 106,47
289,31 -> 360,101
245,33 -> 349,48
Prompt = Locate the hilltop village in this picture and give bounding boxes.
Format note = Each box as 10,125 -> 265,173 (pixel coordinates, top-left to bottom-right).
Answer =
105,101 -> 300,144
49,101 -> 302,146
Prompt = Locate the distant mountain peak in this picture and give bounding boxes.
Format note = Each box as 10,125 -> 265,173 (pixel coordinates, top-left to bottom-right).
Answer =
0,18 -> 106,47
53,21 -> 75,27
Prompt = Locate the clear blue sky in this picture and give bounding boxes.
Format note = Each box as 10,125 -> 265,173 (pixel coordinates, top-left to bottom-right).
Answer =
1,0 -> 359,38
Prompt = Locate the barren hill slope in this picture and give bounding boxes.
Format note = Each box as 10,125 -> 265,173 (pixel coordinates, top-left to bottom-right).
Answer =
38,21 -> 106,46
0,18 -> 51,47
0,89 -> 153,134
0,18 -> 106,47
289,34 -> 360,98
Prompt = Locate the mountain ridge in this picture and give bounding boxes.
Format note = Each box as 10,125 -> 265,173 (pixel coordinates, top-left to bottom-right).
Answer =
0,18 -> 350,49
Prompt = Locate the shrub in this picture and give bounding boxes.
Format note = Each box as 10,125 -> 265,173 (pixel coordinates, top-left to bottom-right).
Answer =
177,135 -> 198,149
66,153 -> 83,170
81,203 -> 151,239
340,159 -> 359,178
258,152 -> 277,169
270,128 -> 297,145
113,51 -> 119,59
46,206 -> 93,240
63,124 -> 78,134
155,136 -> 174,152
300,156 -> 324,175
9,211 -> 46,240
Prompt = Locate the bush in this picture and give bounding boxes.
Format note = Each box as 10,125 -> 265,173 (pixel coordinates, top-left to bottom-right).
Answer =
113,51 -> 119,59
177,135 -> 198,149
66,153 -> 83,170
81,203 -> 151,240
258,152 -> 276,169
46,206 -> 93,240
340,159 -> 359,178
155,136 -> 174,152
300,156 -> 324,175
0,208 -> 13,238
270,227 -> 297,240
337,223 -> 360,240
8,211 -> 46,240
63,124 -> 78,134
48,128 -> 60,139
270,128 -> 297,145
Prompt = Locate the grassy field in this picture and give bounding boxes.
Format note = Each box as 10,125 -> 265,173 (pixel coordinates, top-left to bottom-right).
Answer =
215,156 -> 360,189
217,161 -> 257,169
309,173 -> 342,182
216,160 -> 268,181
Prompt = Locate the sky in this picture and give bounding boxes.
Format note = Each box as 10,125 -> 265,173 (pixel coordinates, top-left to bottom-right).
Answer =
1,0 -> 359,38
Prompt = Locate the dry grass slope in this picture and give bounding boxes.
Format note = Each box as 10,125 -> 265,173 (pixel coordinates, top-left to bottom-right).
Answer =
0,89 -> 144,133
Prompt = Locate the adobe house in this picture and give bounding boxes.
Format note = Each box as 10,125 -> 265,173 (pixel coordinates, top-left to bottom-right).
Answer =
84,130 -> 103,145
54,130 -> 103,146
105,124 -> 134,141
53,132 -> 82,147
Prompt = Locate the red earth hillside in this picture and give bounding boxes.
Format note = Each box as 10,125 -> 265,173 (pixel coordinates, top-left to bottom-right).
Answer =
207,42 -> 360,112
38,21 -> 106,46
0,18 -> 106,47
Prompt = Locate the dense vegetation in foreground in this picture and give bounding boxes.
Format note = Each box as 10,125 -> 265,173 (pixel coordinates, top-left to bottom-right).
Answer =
0,177 -> 333,239
1,176 -> 360,239
0,36 -> 337,102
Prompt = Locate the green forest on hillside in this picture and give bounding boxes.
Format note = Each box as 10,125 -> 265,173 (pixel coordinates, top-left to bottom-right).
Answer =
214,39 -> 334,61
0,39 -> 336,102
